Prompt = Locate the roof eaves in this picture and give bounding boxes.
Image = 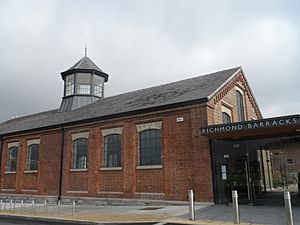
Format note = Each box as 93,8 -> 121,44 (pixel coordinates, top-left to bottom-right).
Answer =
207,67 -> 242,100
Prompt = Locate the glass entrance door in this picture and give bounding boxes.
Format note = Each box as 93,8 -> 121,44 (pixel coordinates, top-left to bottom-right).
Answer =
227,153 -> 253,204
212,135 -> 300,206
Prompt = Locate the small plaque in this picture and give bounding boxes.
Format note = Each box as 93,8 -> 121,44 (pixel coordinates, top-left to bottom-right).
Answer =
176,117 -> 184,123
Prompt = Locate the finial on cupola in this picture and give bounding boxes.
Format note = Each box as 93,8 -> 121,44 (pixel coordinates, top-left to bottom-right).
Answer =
85,46 -> 87,57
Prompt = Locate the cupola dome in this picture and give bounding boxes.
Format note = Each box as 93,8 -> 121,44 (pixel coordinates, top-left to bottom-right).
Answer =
59,52 -> 109,112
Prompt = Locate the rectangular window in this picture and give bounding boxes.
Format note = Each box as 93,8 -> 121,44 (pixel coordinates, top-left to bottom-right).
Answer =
94,76 -> 104,97
66,75 -> 74,96
76,73 -> 91,95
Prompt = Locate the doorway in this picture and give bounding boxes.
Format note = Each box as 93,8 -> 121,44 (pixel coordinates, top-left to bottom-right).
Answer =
212,136 -> 300,206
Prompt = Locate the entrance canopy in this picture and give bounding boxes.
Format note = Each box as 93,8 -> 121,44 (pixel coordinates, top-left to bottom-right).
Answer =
201,114 -> 300,140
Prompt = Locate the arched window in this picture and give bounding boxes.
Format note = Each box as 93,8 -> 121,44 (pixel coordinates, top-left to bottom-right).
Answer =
72,138 -> 88,169
26,144 -> 39,171
7,146 -> 18,172
222,112 -> 231,124
104,134 -> 121,167
139,129 -> 161,166
236,90 -> 245,122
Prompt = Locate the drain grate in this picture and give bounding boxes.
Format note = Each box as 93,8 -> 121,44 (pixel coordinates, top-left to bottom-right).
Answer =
139,207 -> 163,210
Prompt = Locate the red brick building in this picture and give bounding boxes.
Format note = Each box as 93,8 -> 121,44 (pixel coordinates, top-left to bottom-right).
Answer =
0,56 -> 262,203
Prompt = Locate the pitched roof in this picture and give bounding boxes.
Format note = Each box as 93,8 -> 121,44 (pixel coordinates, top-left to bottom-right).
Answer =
0,66 -> 241,136
68,56 -> 103,71
60,56 -> 109,82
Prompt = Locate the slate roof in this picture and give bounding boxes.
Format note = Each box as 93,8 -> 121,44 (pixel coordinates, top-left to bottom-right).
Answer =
68,56 -> 103,72
0,66 -> 241,136
61,56 -> 109,82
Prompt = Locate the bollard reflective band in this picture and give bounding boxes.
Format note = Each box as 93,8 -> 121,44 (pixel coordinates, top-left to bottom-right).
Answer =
232,191 -> 238,198
284,192 -> 291,200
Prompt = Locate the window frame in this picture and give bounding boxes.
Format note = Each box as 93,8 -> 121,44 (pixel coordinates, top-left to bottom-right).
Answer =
6,146 -> 18,172
72,137 -> 88,170
103,134 -> 121,168
76,73 -> 91,95
25,144 -> 39,172
139,129 -> 162,166
93,76 -> 104,97
236,90 -> 245,122
222,112 -> 231,124
65,74 -> 75,96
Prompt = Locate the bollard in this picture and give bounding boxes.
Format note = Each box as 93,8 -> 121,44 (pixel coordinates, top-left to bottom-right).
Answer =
44,200 -> 48,214
72,201 -> 76,216
9,200 -> 12,212
284,191 -> 294,225
20,200 -> 24,211
32,200 -> 35,214
188,189 -> 195,221
13,200 -> 16,210
0,200 -> 2,210
232,190 -> 240,224
57,200 -> 61,214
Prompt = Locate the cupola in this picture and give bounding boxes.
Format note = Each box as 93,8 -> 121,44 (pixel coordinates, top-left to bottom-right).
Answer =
59,50 -> 109,112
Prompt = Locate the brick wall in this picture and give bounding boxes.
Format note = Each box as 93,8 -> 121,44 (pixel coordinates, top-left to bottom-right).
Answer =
0,72 -> 260,203
0,130 -> 62,196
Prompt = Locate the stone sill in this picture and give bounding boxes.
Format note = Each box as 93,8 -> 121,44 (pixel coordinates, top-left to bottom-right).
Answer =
100,167 -> 122,171
24,170 -> 38,174
4,171 -> 16,175
136,165 -> 163,170
70,168 -> 88,172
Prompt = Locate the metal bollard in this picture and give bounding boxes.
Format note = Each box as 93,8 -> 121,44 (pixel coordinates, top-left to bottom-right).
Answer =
284,191 -> 294,225
9,200 -> 12,212
188,189 -> 195,221
13,200 -> 16,210
44,200 -> 48,214
31,200 -> 35,214
0,200 -> 2,210
20,200 -> 24,211
232,190 -> 240,224
4,201 -> 6,211
57,200 -> 61,214
72,201 -> 76,216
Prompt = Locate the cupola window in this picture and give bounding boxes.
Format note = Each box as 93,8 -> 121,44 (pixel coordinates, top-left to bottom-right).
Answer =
65,75 -> 74,96
94,76 -> 104,97
76,73 -> 91,94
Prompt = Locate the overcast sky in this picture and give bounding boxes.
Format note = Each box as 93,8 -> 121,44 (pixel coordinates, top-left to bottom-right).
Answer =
0,0 -> 299,122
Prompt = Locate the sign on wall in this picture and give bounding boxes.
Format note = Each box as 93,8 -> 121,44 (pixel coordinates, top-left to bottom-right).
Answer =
201,115 -> 300,135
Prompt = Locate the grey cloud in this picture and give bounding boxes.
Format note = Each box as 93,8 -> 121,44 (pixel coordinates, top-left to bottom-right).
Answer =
0,0 -> 299,122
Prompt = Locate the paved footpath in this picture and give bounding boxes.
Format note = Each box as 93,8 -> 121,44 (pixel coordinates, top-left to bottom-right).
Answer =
0,202 -> 298,224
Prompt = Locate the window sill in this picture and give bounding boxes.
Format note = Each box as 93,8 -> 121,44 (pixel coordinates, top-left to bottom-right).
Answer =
100,167 -> 122,171
70,168 -> 88,172
136,165 -> 163,170
4,171 -> 16,174
24,170 -> 38,174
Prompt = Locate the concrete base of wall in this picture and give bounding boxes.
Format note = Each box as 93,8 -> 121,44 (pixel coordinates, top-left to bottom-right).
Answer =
0,194 -> 213,206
